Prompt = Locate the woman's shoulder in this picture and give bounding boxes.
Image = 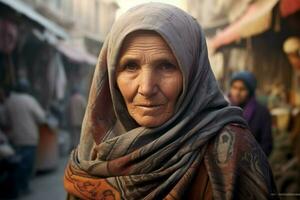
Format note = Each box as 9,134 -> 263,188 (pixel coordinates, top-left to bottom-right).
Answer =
205,123 -> 269,169
203,123 -> 277,199
209,123 -> 262,156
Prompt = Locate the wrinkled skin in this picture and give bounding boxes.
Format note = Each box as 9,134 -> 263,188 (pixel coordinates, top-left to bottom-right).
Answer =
116,31 -> 183,128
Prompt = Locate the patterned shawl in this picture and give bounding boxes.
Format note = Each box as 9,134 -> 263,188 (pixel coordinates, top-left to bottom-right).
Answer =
64,3 -> 248,199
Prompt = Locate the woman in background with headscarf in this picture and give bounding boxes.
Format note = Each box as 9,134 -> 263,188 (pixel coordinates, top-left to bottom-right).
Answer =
229,71 -> 273,157
64,3 -> 277,199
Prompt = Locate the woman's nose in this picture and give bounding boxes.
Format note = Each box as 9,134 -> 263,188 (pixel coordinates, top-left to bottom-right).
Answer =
138,68 -> 158,97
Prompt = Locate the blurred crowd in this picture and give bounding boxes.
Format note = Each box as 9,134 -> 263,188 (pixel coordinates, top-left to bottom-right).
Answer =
0,80 -> 86,199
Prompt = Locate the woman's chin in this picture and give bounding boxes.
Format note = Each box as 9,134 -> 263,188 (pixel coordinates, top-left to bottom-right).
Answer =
134,115 -> 170,128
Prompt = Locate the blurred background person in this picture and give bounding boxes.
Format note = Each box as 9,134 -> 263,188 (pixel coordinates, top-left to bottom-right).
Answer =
0,129 -> 20,199
0,87 -> 20,199
4,79 -> 46,195
67,87 -> 86,150
284,37 -> 300,71
228,71 -> 273,156
284,37 -> 300,165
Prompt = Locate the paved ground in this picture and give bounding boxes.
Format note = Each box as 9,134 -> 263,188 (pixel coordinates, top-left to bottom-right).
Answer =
19,156 -> 68,200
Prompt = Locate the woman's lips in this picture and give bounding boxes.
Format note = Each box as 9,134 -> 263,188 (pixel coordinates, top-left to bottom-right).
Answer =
134,104 -> 165,113
135,104 -> 163,107
134,103 -> 164,107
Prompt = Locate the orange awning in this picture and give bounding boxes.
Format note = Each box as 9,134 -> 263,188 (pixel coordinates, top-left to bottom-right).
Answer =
280,0 -> 300,17
208,0 -> 279,51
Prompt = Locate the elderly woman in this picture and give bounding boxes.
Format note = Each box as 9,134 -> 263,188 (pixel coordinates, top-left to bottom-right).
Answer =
64,3 -> 277,200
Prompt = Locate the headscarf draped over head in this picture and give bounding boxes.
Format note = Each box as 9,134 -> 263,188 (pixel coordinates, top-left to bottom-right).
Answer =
64,3 -> 247,200
230,71 -> 257,97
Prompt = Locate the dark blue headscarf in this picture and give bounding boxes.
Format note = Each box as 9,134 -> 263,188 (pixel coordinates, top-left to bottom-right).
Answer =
231,71 -> 257,97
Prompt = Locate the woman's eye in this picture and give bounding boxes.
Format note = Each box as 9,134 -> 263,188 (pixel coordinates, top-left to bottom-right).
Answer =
159,62 -> 176,71
123,62 -> 139,71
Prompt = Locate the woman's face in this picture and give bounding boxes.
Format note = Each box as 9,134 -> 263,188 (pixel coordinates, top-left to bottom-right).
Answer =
116,31 -> 183,128
230,80 -> 249,106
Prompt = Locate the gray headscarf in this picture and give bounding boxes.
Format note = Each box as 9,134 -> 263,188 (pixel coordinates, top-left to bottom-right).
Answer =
65,3 -> 247,199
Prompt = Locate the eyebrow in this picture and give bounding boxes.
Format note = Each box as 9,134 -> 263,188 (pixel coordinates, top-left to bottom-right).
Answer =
118,55 -> 140,66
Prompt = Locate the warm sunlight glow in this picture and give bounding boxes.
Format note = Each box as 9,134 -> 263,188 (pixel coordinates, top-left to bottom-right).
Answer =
116,0 -> 186,18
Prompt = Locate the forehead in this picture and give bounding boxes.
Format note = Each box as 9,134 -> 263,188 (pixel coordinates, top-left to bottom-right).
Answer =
232,80 -> 247,88
119,31 -> 173,55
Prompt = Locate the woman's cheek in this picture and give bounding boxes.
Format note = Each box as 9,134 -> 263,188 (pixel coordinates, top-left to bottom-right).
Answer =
161,73 -> 183,100
117,73 -> 137,102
